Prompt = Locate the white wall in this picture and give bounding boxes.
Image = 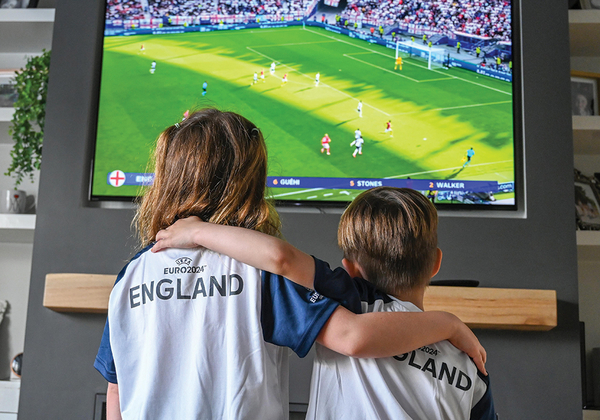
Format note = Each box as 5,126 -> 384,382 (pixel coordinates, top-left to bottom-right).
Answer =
0,142 -> 38,380
0,242 -> 32,379
0,143 -> 41,199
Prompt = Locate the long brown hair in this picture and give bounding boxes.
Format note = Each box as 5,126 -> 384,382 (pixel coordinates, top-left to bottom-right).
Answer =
135,108 -> 281,246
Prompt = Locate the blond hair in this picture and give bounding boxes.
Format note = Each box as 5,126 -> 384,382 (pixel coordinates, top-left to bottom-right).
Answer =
135,108 -> 280,246
338,187 -> 438,294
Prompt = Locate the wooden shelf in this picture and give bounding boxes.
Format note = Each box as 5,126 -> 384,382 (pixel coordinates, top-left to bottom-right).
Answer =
43,273 -> 557,330
573,116 -> 600,154
425,286 -> 556,330
577,230 -> 600,246
570,10 -> 600,57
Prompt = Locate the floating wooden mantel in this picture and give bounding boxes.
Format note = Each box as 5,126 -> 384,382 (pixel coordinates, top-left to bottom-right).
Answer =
43,273 -> 557,331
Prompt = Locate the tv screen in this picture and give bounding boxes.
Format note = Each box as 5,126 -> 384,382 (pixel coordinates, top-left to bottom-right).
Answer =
91,0 -> 519,208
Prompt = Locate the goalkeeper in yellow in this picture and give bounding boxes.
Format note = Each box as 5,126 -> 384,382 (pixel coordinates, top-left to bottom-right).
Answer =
395,56 -> 403,71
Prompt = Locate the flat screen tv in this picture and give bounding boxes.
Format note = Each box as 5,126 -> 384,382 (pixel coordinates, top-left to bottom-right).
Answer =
90,0 -> 520,209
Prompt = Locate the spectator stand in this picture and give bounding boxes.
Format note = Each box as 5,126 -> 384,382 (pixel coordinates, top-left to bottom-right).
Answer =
102,0 -> 512,80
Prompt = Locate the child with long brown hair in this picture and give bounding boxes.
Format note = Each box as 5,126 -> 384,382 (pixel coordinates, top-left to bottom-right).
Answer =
95,109 -> 485,420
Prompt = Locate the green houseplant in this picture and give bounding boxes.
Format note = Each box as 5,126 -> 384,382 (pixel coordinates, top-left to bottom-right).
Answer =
5,49 -> 51,187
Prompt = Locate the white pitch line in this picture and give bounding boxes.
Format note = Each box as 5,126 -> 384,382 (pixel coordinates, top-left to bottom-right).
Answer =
249,40 -> 337,48
427,67 -> 512,96
307,196 -> 318,199
302,27 -> 512,96
270,187 -> 324,198
419,77 -> 455,82
390,100 -> 512,116
344,53 -> 453,84
430,100 -> 512,112
343,54 -> 420,82
323,193 -> 334,197
246,47 -> 298,73
302,28 -> 405,60
495,172 -> 510,180
346,51 -> 377,55
246,46 -> 390,117
384,160 -> 513,179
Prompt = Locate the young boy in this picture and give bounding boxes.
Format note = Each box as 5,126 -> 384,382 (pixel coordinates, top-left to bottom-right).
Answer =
152,187 -> 494,419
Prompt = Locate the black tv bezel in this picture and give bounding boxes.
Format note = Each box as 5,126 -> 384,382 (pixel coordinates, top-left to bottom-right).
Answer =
88,1 -> 523,213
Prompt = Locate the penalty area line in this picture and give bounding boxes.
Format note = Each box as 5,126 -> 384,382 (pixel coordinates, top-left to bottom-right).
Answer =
389,100 -> 512,116
302,27 -> 512,96
343,53 -> 453,84
343,54 -> 420,82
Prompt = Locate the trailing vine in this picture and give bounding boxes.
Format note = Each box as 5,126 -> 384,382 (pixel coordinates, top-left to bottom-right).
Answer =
5,49 -> 51,187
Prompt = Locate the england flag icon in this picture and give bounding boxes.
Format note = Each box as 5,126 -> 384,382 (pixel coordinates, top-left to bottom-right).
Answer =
108,170 -> 126,187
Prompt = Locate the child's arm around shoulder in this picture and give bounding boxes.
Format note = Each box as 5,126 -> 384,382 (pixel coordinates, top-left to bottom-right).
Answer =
152,217 -> 487,374
317,307 -> 487,374
152,216 -> 315,289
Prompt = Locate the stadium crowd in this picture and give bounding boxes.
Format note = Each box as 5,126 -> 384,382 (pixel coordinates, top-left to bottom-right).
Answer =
104,0 -> 510,42
106,0 -> 145,20
341,0 -> 511,41
106,0 -> 309,20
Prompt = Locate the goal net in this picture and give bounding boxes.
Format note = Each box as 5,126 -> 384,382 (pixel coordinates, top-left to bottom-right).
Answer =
395,41 -> 446,70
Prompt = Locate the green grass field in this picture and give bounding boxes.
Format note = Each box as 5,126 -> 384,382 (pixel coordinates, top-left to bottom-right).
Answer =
92,25 -> 515,203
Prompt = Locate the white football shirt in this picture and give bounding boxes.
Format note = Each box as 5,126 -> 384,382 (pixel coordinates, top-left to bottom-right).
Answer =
351,137 -> 364,148
307,259 -> 496,420
95,247 -> 338,420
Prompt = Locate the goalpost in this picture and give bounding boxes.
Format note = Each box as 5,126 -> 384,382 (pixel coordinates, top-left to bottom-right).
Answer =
395,40 -> 446,70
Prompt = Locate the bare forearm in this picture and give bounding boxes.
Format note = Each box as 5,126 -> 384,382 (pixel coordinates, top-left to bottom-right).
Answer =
106,383 -> 122,420
317,307 -> 486,373
319,309 -> 456,357
348,311 -> 460,357
153,217 -> 315,288
190,223 -> 314,287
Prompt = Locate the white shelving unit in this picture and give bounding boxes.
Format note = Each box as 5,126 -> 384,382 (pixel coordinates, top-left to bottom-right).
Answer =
570,9 -> 600,413
0,9 -> 54,56
0,379 -> 19,420
0,108 -> 13,123
0,214 -> 35,243
0,8 -> 53,414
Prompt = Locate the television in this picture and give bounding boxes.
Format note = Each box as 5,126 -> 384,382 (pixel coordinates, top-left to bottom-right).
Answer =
90,0 -> 520,210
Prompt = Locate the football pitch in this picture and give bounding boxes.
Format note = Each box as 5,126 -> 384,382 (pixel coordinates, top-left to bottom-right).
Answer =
92,25 -> 515,202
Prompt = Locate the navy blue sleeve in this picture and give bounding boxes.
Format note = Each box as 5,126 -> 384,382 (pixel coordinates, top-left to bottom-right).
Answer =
94,318 -> 117,383
93,244 -> 153,384
313,257 -> 394,314
261,271 -> 339,358
470,371 -> 496,420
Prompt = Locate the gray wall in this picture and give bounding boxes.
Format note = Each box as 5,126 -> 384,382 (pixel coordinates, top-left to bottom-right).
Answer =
18,0 -> 580,419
